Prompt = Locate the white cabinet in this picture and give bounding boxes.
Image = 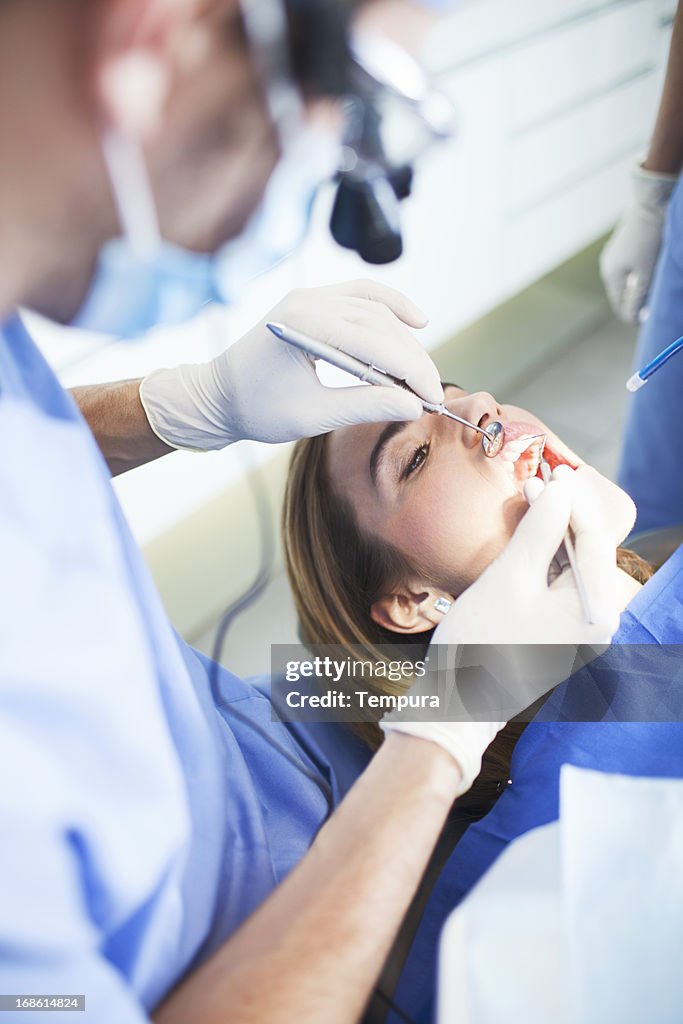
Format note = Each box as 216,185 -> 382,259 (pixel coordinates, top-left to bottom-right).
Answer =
502,2 -> 657,133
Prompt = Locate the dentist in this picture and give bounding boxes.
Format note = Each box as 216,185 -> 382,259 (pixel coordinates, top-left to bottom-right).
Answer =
0,1 -> 620,1022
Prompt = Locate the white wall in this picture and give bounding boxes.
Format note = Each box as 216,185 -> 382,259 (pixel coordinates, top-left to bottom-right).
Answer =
30,0 -> 676,548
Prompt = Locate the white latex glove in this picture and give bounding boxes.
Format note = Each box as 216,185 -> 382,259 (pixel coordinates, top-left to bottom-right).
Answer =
139,280 -> 443,449
600,162 -> 678,324
381,466 -> 621,795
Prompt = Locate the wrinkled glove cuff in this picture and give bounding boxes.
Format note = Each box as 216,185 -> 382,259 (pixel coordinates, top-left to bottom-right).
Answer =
379,719 -> 503,797
632,160 -> 679,211
139,363 -> 241,452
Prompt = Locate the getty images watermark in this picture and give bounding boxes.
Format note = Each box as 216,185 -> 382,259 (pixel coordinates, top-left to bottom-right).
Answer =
269,643 -> 683,724
282,652 -> 430,712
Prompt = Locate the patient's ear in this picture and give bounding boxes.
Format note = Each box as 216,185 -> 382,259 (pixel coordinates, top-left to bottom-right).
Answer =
370,583 -> 453,634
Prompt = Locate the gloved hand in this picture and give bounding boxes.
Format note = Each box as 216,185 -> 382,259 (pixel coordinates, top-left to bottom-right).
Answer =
599,162 -> 678,324
381,466 -> 621,795
139,280 -> 443,449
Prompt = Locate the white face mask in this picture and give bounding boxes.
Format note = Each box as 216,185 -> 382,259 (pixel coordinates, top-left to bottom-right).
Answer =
70,126 -> 340,339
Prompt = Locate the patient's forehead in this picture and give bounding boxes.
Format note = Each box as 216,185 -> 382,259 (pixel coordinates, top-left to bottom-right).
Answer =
443,382 -> 466,397
326,419 -> 382,478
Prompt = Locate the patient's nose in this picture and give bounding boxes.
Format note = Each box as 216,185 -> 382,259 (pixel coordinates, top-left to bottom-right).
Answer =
445,391 -> 503,450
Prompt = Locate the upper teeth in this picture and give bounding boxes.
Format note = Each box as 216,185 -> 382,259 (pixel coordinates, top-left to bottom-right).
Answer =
502,434 -> 543,462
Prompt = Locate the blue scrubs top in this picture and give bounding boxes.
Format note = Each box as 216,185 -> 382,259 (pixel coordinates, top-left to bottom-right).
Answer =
619,176 -> 683,531
0,317 -> 329,1021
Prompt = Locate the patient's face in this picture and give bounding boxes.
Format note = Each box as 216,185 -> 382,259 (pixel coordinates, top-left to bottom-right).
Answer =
326,385 -> 635,596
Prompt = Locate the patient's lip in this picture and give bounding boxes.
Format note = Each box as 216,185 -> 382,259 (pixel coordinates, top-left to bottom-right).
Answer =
501,420 -> 542,447
500,422 -> 545,460
498,419 -> 584,494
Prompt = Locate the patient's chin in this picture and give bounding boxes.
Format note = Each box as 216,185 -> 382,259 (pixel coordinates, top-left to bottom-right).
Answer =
578,465 -> 636,546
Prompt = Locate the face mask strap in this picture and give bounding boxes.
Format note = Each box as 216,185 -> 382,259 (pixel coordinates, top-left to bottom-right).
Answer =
239,0 -> 306,150
101,128 -> 162,260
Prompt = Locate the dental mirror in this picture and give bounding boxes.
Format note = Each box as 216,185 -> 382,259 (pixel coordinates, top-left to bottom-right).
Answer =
438,407 -> 505,458
481,420 -> 505,458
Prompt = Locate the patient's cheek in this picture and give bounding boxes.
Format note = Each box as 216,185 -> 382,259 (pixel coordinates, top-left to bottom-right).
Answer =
502,493 -> 528,536
430,522 -> 517,594
414,492 -> 526,590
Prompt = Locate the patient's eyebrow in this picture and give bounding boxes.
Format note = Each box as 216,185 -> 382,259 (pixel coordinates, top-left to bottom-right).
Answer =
369,420 -> 410,489
368,382 -> 463,488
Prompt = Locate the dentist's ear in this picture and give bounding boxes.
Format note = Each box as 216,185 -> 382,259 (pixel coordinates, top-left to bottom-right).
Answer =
92,0 -> 202,138
370,585 -> 453,634
98,52 -> 170,138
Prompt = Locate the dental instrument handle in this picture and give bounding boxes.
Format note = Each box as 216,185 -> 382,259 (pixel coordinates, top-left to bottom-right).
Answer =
626,334 -> 683,391
560,533 -> 595,625
266,321 -> 409,391
267,321 -> 505,455
540,460 -> 595,625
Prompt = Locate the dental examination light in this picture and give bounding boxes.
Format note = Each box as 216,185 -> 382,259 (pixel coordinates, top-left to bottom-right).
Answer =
242,0 -> 457,265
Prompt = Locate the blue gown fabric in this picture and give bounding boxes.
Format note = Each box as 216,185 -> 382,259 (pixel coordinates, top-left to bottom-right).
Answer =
619,176 -> 683,532
0,316 -> 329,1022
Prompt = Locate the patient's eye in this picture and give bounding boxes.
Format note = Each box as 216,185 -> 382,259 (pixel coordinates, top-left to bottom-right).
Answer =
401,441 -> 430,480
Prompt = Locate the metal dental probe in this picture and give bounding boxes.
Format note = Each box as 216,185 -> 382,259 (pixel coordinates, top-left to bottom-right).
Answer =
539,458 -> 594,625
266,321 -> 506,457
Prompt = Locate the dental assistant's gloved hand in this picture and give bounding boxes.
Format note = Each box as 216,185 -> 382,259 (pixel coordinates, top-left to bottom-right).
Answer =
139,280 -> 443,449
600,162 -> 678,324
381,466 -> 621,796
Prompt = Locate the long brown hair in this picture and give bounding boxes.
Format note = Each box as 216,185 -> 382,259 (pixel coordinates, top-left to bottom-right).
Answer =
282,433 -> 653,814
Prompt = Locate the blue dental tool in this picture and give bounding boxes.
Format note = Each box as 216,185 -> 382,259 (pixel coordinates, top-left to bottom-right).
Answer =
626,334 -> 683,392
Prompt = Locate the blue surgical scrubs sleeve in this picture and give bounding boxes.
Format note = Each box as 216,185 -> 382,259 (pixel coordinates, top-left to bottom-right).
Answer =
1,733 -> 155,1024
0,316 -> 330,1019
0,527 -> 189,1024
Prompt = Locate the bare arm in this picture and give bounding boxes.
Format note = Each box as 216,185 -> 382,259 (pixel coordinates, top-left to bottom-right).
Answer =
71,380 -> 173,476
644,0 -> 683,173
154,733 -> 462,1024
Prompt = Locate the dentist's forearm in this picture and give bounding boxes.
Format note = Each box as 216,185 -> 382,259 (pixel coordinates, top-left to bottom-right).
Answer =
154,733 -> 462,1024
644,0 -> 683,174
71,380 -> 173,476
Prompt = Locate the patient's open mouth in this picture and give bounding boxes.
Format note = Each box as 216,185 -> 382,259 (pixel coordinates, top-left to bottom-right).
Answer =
499,421 -> 574,491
